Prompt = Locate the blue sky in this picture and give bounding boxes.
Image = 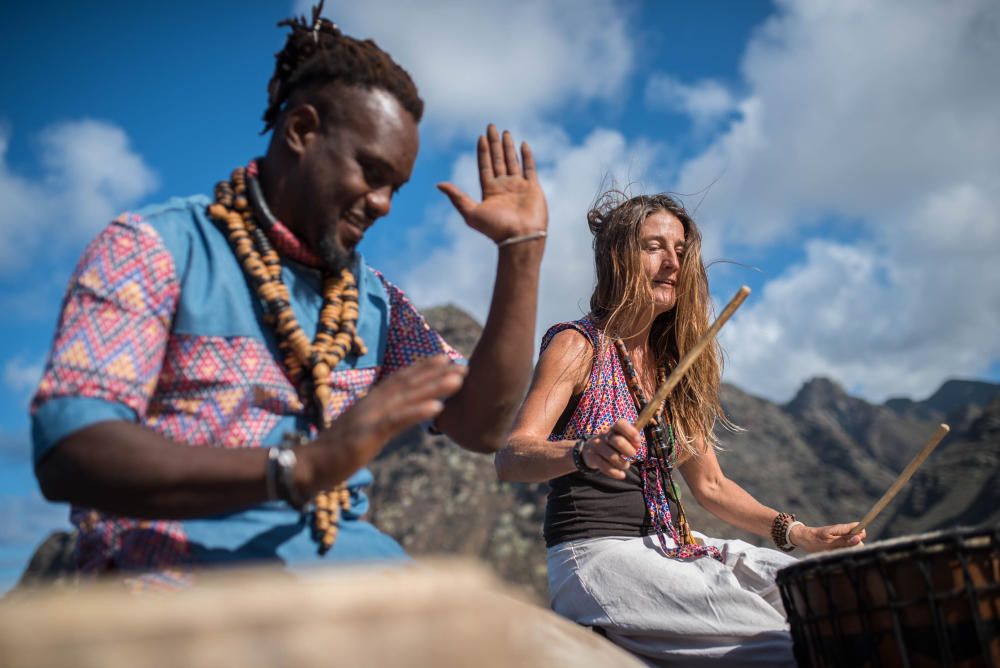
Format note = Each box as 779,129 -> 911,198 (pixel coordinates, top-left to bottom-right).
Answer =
1,1 -> 998,591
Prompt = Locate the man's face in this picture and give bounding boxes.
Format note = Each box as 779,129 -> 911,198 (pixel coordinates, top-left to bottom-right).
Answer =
295,85 -> 419,272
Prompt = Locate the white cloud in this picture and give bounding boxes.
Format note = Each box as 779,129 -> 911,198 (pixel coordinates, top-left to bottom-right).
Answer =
720,234 -> 1000,402
672,0 -> 1000,401
402,125 -> 665,339
296,0 -> 635,136
674,0 -> 1000,246
289,0 -> 998,403
645,75 -> 737,131
0,120 -> 157,274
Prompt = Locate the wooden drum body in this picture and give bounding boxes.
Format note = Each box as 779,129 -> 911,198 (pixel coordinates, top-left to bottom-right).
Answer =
776,526 -> 999,667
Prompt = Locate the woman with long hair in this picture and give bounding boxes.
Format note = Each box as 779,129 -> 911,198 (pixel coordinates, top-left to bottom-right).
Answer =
497,191 -> 864,666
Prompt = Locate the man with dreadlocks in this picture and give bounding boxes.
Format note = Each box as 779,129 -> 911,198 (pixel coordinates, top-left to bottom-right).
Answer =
498,191 -> 862,666
30,3 -> 547,589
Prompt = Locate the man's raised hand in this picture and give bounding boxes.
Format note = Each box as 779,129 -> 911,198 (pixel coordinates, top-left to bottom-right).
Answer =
436,124 -> 548,244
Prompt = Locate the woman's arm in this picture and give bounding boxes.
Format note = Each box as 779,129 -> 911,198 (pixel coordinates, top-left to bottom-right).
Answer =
496,329 -> 643,482
679,442 -> 865,552
495,329 -> 590,482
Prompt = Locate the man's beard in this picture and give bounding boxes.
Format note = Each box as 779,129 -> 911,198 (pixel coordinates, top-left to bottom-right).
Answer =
318,234 -> 356,275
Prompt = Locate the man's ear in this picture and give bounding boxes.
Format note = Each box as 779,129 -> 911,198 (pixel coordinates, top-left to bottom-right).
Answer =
282,104 -> 322,157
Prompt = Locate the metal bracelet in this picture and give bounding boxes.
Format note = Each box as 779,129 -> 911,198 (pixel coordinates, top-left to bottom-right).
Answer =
497,230 -> 547,248
274,446 -> 307,510
265,447 -> 281,501
273,431 -> 310,511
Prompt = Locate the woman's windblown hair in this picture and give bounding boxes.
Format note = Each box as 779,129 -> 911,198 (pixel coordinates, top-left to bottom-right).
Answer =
587,190 -> 734,457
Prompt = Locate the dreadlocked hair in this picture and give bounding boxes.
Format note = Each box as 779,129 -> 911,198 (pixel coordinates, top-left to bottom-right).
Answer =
587,190 -> 737,458
263,1 -> 424,133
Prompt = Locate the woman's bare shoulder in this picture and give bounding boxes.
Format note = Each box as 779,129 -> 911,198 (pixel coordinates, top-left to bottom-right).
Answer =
537,327 -> 593,392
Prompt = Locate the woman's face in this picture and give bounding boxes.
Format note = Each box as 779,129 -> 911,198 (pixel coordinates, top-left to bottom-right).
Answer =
639,210 -> 686,315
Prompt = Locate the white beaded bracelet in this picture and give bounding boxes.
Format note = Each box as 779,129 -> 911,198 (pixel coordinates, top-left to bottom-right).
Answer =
497,230 -> 547,248
785,520 -> 804,548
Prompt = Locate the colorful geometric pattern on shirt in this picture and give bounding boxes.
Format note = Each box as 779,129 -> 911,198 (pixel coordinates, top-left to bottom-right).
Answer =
72,507 -> 189,576
145,335 -> 379,444
147,334 -> 299,447
62,329 -> 380,573
374,270 -> 464,379
541,318 -> 644,451
541,318 -> 721,562
326,366 -> 379,419
30,215 -> 193,575
33,214 -> 179,417
32,206 -> 458,579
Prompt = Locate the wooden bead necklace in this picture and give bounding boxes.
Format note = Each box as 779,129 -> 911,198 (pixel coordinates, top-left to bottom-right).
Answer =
613,338 -> 697,548
208,164 -> 367,554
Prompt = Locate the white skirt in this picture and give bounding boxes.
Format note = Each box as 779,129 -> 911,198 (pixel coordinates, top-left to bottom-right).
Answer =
547,532 -> 798,667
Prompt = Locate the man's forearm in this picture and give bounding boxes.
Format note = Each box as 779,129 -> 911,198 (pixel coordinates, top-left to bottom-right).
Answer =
35,422 -> 365,519
37,358 -> 466,518
438,240 -> 544,452
36,421 -> 276,518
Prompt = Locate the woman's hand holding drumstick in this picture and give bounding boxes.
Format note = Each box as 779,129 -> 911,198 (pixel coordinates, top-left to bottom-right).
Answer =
581,286 -> 751,478
849,423 -> 951,536
778,414 -> 950,550
624,285 -> 865,553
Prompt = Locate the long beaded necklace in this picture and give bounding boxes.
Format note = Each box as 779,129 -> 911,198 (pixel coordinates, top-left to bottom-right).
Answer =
613,338 -> 722,561
207,163 -> 366,554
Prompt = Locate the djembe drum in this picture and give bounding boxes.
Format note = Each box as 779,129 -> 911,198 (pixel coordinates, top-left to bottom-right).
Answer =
776,525 -> 999,667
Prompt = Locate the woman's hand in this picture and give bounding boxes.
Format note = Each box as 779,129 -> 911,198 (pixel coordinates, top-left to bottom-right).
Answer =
790,522 -> 866,553
581,419 -> 641,480
437,124 -> 548,244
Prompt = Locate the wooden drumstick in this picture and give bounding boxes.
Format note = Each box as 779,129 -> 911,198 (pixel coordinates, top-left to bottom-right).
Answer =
634,285 -> 751,430
849,423 -> 951,536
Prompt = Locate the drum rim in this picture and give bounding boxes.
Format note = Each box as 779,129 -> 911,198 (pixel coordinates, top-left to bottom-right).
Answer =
776,523 -> 999,581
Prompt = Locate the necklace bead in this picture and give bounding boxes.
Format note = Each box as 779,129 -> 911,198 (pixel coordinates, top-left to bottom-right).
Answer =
612,337 -> 702,550
208,164 -> 366,555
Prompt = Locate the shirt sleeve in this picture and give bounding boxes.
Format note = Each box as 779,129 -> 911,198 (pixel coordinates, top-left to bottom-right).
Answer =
31,213 -> 180,463
375,273 -> 465,380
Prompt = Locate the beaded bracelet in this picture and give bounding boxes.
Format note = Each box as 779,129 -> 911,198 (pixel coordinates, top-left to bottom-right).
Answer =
497,230 -> 547,248
572,438 -> 598,474
771,512 -> 797,552
785,520 -> 804,549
